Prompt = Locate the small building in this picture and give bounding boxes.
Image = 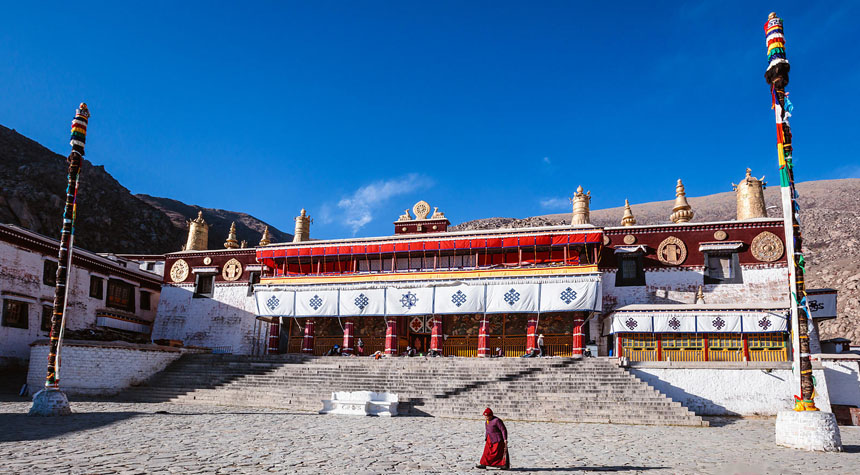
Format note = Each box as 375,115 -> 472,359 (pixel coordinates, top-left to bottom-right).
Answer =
0,224 -> 162,369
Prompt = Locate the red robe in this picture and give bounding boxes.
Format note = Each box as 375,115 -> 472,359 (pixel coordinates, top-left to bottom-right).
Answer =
480,416 -> 509,468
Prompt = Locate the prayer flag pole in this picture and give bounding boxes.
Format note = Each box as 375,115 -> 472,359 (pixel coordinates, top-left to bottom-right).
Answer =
29,103 -> 90,416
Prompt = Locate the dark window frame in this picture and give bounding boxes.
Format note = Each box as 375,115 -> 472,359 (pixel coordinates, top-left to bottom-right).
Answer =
43,260 -> 58,286
90,275 -> 104,299
2,299 -> 30,329
703,251 -> 744,285
106,279 -> 136,311
615,254 -> 646,287
139,290 -> 151,310
194,273 -> 215,298
41,304 -> 54,332
247,271 -> 261,297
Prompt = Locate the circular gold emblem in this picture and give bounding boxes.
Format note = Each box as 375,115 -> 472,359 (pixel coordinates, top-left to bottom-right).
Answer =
623,234 -> 636,245
413,200 -> 431,220
657,236 -> 687,266
170,259 -> 189,282
203,256 -> 212,265
751,231 -> 784,262
714,230 -> 727,241
603,235 -> 611,246
222,258 -> 243,281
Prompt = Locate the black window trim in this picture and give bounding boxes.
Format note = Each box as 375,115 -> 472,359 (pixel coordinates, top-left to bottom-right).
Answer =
703,251 -> 744,285
194,273 -> 216,298
615,254 -> 646,287
2,298 -> 30,329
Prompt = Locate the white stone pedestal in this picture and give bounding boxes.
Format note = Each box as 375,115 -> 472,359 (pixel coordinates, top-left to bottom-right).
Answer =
775,410 -> 842,452
28,389 -> 72,416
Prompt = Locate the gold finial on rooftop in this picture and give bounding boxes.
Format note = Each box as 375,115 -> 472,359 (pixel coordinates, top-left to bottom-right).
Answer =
293,209 -> 312,242
732,168 -> 767,220
184,211 -> 209,251
621,199 -> 636,226
224,222 -> 240,249
670,179 -> 694,224
695,285 -> 705,304
259,226 -> 271,246
570,185 -> 591,225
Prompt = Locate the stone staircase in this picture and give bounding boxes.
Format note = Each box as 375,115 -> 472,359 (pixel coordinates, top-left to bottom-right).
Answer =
120,355 -> 707,427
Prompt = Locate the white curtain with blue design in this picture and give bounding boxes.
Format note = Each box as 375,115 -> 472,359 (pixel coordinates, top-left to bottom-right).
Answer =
485,284 -> 539,314
538,282 -> 601,313
295,290 -> 339,317
385,287 -> 434,315
339,289 -> 386,317
434,284 -> 486,315
254,289 -> 295,317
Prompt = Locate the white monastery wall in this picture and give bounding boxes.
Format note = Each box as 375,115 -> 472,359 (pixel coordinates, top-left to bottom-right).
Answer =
631,364 -> 832,416
152,283 -> 260,354
26,341 -> 185,396
1,239 -> 160,367
820,359 -> 860,407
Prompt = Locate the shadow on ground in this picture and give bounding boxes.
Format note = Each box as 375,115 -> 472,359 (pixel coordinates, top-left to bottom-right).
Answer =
0,411 -> 144,443
511,466 -> 667,472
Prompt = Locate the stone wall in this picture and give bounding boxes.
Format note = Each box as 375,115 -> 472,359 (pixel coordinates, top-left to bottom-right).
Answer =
820,358 -> 860,407
151,283 -> 261,355
630,362 -> 833,416
26,340 -> 187,396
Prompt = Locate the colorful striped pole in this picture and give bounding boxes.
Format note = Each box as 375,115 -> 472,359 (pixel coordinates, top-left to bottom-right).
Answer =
29,103 -> 89,416
763,13 -> 816,411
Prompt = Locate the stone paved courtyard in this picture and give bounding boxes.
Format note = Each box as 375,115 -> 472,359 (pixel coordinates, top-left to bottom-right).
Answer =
1,399 -> 858,474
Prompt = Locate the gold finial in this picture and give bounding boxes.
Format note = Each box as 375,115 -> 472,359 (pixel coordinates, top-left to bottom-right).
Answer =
732,168 -> 767,220
621,199 -> 636,226
768,12 -> 778,19
240,240 -> 248,248
570,185 -> 591,225
695,285 -> 705,304
670,179 -> 694,223
259,226 -> 271,246
184,211 -> 209,251
293,209 -> 312,242
224,222 -> 240,249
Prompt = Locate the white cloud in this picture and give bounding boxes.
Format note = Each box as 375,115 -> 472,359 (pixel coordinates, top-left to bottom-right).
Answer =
540,197 -> 569,210
336,174 -> 431,234
542,156 -> 551,165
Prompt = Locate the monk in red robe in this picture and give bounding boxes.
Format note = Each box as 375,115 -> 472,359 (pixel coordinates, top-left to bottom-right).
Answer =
476,407 -> 509,470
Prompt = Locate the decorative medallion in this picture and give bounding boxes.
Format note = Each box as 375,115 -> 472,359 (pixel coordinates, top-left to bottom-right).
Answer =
624,318 -> 638,330
266,295 -> 280,311
402,227 -> 407,232
603,235 -> 611,246
309,295 -> 323,310
169,259 -> 189,283
657,236 -> 687,266
560,287 -> 578,305
222,258 -> 243,281
203,256 -> 212,265
668,317 -> 681,331
413,200 -> 431,220
623,234 -> 636,245
409,316 -> 424,333
504,288 -> 520,306
451,290 -> 467,307
758,316 -> 772,330
751,231 -> 784,262
713,230 -> 728,241
354,293 -> 369,310
400,292 -> 418,309
712,317 -> 726,330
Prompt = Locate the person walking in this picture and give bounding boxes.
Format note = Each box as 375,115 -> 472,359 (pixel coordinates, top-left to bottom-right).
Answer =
476,407 -> 509,470
537,334 -> 546,357
357,338 -> 365,356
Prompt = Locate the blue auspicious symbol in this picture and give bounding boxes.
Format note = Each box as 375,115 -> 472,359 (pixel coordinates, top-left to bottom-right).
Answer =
560,287 -> 577,305
668,317 -> 681,331
354,293 -> 369,310
712,317 -> 726,330
504,288 -> 520,306
400,292 -> 418,309
309,295 -> 323,310
758,317 -> 772,330
266,295 -> 280,311
624,318 -> 638,330
451,290 -> 467,307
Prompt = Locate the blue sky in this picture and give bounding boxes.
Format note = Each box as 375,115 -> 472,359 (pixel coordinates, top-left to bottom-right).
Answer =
2,1 -> 857,239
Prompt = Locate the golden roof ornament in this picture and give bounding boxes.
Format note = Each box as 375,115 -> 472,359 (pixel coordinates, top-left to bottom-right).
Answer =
732,168 -> 767,220
184,210 -> 209,251
570,185 -> 591,225
431,207 -> 446,219
224,222 -> 240,249
293,209 -> 312,242
695,285 -> 705,304
397,209 -> 413,222
670,179 -> 694,223
259,226 -> 271,246
621,199 -> 636,226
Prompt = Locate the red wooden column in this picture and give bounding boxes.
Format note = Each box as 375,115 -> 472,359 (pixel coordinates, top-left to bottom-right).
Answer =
430,317 -> 443,353
656,337 -> 663,361
742,334 -> 750,361
526,315 -> 538,353
703,336 -> 709,361
342,319 -> 355,355
571,315 -> 586,357
617,334 -> 624,358
477,315 -> 490,357
267,320 -> 280,355
384,317 -> 398,356
302,319 -> 315,354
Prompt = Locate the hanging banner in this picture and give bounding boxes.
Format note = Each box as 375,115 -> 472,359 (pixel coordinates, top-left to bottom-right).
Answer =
611,314 -> 652,333
434,284 -> 485,314
386,286 -> 434,315
339,288 -> 386,317
653,314 -> 697,333
486,283 -> 539,314
741,311 -> 788,332
805,290 -> 837,319
255,289 -> 295,317
295,290 -> 339,317
697,313 -> 742,333
539,281 -> 600,312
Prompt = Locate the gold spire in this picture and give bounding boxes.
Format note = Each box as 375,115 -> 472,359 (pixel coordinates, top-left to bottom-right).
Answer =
259,226 -> 271,246
293,209 -> 312,242
570,185 -> 591,225
695,285 -> 705,304
184,211 -> 209,251
670,179 -> 694,223
224,222 -> 240,249
621,199 -> 636,226
732,168 -> 767,220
